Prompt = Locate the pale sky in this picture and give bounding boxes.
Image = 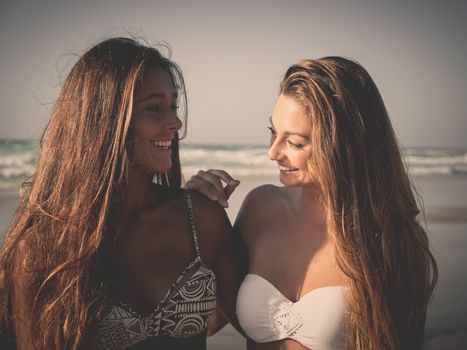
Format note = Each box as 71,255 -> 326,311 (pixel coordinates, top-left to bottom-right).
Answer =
1,0 -> 466,148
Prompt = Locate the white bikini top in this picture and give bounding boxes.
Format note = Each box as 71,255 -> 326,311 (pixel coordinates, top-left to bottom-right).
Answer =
237,274 -> 347,350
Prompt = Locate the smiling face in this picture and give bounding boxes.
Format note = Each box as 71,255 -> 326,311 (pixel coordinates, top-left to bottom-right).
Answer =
130,65 -> 182,174
268,94 -> 314,187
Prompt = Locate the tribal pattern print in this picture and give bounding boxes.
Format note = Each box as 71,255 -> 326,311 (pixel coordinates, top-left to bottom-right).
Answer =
92,262 -> 216,349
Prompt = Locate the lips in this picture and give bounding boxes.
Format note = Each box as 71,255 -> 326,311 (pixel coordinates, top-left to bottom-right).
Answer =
278,164 -> 299,172
151,139 -> 172,150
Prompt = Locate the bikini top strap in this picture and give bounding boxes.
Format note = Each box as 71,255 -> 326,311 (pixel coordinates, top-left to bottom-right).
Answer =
184,191 -> 201,260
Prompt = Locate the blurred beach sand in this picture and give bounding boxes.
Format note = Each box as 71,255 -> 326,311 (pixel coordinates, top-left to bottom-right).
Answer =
1,175 -> 467,349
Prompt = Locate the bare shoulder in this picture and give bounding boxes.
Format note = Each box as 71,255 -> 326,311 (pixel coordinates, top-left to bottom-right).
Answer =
235,184 -> 288,232
185,190 -> 232,266
187,190 -> 230,222
238,184 -> 287,219
186,190 -> 232,238
244,184 -> 285,202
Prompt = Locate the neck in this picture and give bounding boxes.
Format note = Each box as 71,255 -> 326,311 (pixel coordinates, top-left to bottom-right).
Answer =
123,166 -> 155,214
300,184 -> 323,212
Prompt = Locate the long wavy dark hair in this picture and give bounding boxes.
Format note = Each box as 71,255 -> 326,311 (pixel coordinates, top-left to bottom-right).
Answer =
0,37 -> 187,349
280,57 -> 438,349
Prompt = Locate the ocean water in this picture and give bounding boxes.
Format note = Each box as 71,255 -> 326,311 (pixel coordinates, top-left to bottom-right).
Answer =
1,139 -> 467,191
0,140 -> 38,191
1,139 -> 466,348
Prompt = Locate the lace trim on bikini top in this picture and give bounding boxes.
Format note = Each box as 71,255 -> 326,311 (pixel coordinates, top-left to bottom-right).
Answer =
91,192 -> 217,350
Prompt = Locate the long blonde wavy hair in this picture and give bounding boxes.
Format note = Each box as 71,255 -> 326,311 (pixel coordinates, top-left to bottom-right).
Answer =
0,37 -> 187,349
280,57 -> 437,349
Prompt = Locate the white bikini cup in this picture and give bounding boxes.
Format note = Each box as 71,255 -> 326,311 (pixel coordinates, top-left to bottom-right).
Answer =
236,274 -> 347,350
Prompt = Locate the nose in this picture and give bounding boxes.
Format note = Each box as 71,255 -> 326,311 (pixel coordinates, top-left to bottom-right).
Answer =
268,137 -> 282,161
165,113 -> 183,132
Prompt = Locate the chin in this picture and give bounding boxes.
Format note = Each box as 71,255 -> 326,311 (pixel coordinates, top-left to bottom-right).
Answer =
151,160 -> 172,174
279,172 -> 313,187
279,173 -> 300,187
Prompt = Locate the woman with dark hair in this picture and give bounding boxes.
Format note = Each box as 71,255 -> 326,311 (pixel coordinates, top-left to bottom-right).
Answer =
0,37 -> 240,349
188,57 -> 438,349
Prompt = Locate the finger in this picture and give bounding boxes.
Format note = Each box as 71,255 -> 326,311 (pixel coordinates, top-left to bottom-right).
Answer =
185,178 -> 220,202
204,169 -> 239,203
186,177 -> 229,208
195,170 -> 226,195
206,169 -> 239,186
223,181 -> 240,199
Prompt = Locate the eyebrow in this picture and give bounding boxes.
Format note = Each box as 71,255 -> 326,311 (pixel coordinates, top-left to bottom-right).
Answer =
140,92 -> 178,102
269,116 -> 310,140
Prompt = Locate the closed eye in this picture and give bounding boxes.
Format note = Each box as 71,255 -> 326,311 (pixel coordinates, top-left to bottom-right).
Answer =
146,106 -> 161,112
267,126 -> 276,135
287,140 -> 304,149
146,104 -> 179,112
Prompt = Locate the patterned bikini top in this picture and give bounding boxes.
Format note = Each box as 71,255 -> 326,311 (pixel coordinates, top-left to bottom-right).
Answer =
91,192 -> 217,349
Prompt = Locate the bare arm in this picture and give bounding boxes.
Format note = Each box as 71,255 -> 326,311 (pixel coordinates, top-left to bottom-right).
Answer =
208,192 -> 252,337
188,191 -> 246,337
211,207 -> 247,337
10,240 -> 35,350
208,225 -> 249,337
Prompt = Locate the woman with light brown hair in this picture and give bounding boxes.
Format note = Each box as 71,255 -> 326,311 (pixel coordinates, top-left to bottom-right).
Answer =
0,37 -> 241,349
188,57 -> 438,349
